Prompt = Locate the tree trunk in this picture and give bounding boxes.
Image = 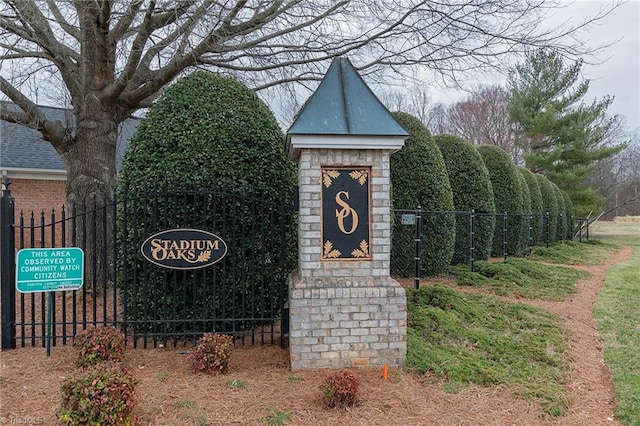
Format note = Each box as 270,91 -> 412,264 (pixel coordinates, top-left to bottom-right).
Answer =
60,100 -> 118,291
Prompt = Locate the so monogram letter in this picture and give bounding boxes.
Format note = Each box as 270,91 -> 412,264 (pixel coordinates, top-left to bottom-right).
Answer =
335,191 -> 359,234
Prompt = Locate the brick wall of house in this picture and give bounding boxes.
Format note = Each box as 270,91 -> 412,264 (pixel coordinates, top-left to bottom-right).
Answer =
11,178 -> 67,216
8,178 -> 67,247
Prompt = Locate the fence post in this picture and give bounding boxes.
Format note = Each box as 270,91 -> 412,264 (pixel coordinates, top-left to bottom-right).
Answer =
558,213 -> 563,241
502,211 -> 508,261
469,209 -> 475,272
569,215 -> 574,241
578,219 -> 583,242
586,219 -> 589,241
414,206 -> 421,289
528,212 -> 533,255
545,212 -> 550,248
1,177 -> 17,350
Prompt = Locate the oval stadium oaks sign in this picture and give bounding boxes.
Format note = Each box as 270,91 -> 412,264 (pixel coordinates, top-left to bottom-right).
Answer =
140,229 -> 228,270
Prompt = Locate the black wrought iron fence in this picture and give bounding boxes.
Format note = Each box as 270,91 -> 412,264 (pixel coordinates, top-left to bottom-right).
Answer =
0,181 -> 294,350
390,208 -> 577,284
1,178 -> 592,352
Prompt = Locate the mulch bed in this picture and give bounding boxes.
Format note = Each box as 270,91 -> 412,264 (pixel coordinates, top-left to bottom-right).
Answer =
0,247 -> 632,425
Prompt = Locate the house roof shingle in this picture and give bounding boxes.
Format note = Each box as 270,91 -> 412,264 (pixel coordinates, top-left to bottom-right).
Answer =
0,102 -> 139,173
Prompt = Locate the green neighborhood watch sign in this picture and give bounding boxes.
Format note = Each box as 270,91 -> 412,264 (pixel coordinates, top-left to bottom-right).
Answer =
16,248 -> 84,293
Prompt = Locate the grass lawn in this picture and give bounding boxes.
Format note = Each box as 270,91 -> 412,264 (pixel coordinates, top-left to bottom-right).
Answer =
530,239 -> 613,265
406,285 -> 571,417
593,235 -> 640,425
450,257 -> 589,301
410,228 -> 638,419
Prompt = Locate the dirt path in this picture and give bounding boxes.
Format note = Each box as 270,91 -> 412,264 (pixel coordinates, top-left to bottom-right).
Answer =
522,246 -> 634,425
0,247 -> 633,425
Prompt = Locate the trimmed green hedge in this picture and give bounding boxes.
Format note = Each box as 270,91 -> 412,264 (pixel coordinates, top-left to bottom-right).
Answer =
561,190 -> 576,239
516,170 -> 532,254
552,183 -> 567,241
476,145 -> 524,256
119,71 -> 295,196
434,134 -> 495,264
391,112 -> 455,276
535,174 -> 559,244
519,168 -> 544,245
117,71 -> 296,335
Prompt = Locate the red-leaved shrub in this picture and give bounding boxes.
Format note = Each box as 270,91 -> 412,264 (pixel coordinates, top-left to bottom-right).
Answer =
321,370 -> 361,408
188,333 -> 233,374
57,362 -> 138,425
73,326 -> 126,367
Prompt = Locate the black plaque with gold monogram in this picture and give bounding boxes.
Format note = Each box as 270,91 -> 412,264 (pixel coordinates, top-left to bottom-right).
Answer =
321,167 -> 371,260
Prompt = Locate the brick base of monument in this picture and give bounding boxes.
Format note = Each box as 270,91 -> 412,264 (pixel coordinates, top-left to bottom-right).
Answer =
288,271 -> 407,370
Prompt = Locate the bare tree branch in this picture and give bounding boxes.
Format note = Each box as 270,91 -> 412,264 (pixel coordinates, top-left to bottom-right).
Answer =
110,0 -> 145,40
2,1 -> 623,118
0,75 -> 70,149
46,0 -> 81,41
0,0 -> 624,291
0,0 -> 625,202
7,1 -> 80,64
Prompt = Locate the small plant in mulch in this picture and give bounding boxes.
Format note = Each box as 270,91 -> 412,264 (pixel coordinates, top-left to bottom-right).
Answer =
287,374 -> 304,383
261,406 -> 292,425
188,333 -> 234,375
57,362 -> 138,426
226,378 -> 246,390
321,370 -> 361,409
73,326 -> 126,367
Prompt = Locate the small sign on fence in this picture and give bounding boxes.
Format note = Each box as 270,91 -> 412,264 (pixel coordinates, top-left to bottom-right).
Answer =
401,214 -> 416,225
16,248 -> 84,293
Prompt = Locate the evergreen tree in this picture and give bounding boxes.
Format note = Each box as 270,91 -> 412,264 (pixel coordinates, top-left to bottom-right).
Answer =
561,191 -> 576,239
535,174 -> 559,244
516,170 -> 532,254
551,183 -> 567,241
507,49 -> 625,217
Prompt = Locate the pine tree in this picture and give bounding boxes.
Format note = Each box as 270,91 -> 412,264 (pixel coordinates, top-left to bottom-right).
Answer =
507,49 -> 625,217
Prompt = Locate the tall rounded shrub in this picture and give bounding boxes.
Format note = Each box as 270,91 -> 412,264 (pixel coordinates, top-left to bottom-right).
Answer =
552,183 -> 567,241
390,112 -> 455,276
534,174 -> 559,244
119,71 -> 295,196
519,168 -> 544,245
117,71 -> 297,335
562,191 -> 576,239
435,134 -> 495,264
516,170 -> 532,254
476,145 -> 524,256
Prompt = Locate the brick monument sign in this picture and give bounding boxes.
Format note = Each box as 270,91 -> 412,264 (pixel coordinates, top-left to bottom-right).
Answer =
286,58 -> 408,370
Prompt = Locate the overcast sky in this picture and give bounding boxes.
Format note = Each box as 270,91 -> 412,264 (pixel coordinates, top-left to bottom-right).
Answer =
575,0 -> 640,132
426,0 -> 640,133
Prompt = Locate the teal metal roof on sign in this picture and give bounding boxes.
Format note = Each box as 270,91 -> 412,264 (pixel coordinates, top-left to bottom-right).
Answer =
287,58 -> 408,137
